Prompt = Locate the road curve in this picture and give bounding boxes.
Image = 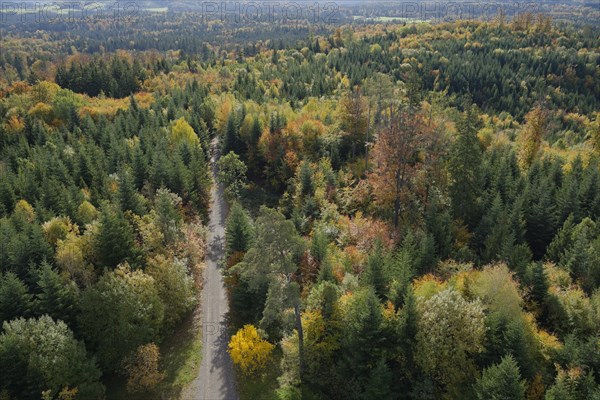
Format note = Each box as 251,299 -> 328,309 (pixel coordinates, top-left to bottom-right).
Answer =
182,138 -> 238,400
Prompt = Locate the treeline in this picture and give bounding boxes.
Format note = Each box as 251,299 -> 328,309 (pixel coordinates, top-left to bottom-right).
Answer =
55,57 -> 148,98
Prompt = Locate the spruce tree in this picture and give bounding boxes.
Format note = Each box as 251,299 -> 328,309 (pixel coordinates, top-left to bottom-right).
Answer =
546,214 -> 575,262
341,288 -> 384,380
299,161 -> 315,199
94,204 -> 137,268
448,104 -> 482,229
118,169 -> 145,215
132,147 -> 148,190
223,113 -> 241,155
310,229 -> 328,265
365,241 -> 386,300
35,262 -> 79,327
361,359 -> 393,400
474,355 -> 526,400
0,272 -> 33,325
225,202 -> 253,256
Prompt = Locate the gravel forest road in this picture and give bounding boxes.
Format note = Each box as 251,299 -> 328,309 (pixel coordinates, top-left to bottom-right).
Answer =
182,138 -> 238,400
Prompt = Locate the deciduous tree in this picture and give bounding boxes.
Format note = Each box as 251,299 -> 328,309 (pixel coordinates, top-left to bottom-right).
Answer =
228,324 -> 274,375
0,316 -> 104,400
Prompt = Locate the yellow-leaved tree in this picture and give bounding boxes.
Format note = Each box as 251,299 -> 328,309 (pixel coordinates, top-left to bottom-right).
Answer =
123,343 -> 165,394
228,325 -> 274,375
170,117 -> 199,147
517,106 -> 547,169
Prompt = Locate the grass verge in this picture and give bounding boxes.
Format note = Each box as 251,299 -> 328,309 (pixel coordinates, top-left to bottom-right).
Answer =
104,310 -> 202,400
236,349 -> 281,400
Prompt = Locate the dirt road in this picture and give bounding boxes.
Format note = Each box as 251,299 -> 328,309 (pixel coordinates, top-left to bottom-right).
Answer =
182,139 -> 238,400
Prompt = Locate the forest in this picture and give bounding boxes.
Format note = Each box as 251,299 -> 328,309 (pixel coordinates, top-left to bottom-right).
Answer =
0,4 -> 599,400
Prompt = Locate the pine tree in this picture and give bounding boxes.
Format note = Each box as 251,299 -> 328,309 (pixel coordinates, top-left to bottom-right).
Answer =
546,214 -> 575,262
310,229 -> 328,266
155,188 -> 183,246
94,204 -> 137,268
225,202 -> 253,256
132,147 -> 148,190
35,262 -> 79,327
341,288 -> 385,380
448,104 -> 482,229
361,359 -> 393,400
223,113 -> 241,155
397,287 -> 418,367
528,262 -> 549,307
474,355 -> 526,400
299,161 -> 315,199
524,174 -> 559,259
0,272 -> 33,324
365,241 -> 386,300
118,169 -> 145,215
238,207 -> 306,378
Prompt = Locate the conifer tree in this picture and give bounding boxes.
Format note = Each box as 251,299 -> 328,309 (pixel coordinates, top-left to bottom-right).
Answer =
299,161 -> 315,199
474,355 -> 526,400
35,262 -> 79,327
94,204 -> 137,268
310,229 -> 328,266
364,241 -> 386,299
527,262 -> 549,308
448,104 -> 482,229
118,169 -> 145,216
132,147 -> 148,190
0,272 -> 33,324
546,214 -> 575,262
225,202 -> 253,256
341,288 -> 384,382
362,359 -> 393,400
223,113 -> 241,155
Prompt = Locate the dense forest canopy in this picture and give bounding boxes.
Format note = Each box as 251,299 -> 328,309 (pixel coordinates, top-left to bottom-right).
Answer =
0,3 -> 599,400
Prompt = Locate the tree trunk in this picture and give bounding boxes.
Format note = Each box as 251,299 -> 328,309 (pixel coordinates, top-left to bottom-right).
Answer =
365,99 -> 371,174
394,196 -> 400,228
294,303 -> 305,382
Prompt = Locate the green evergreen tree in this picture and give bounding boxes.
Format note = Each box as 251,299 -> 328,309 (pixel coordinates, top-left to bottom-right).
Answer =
311,228 -> 328,265
527,262 -> 549,309
118,169 -> 145,215
361,359 -> 393,400
34,262 -> 79,327
560,218 -> 600,293
236,207 -> 306,376
223,113 -> 241,155
448,104 -> 482,229
299,161 -> 315,199
341,288 -> 384,382
155,188 -> 183,246
0,272 -> 33,325
475,355 -> 526,400
225,202 -> 253,256
94,204 -> 137,268
364,241 -> 386,299
546,214 -> 575,262
132,147 -> 148,190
